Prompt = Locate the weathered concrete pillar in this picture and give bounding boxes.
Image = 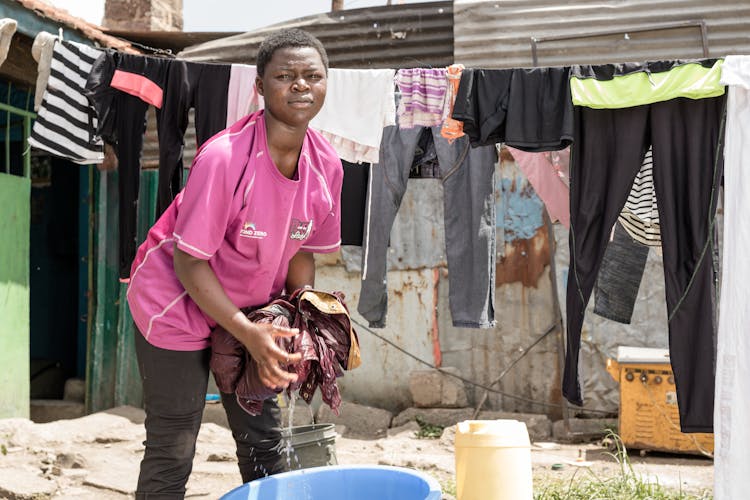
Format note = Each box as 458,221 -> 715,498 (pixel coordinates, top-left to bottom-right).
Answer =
103,0 -> 183,31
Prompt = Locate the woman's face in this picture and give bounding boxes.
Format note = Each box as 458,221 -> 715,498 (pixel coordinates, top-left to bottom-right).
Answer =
256,46 -> 327,128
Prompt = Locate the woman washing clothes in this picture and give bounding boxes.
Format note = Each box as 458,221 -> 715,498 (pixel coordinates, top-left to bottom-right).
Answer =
125,28 -> 342,499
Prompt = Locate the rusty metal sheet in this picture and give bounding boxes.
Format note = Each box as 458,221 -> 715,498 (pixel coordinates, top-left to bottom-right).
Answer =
315,265 -> 438,412
495,150 -> 550,287
342,178 -> 447,273
439,268 -> 561,416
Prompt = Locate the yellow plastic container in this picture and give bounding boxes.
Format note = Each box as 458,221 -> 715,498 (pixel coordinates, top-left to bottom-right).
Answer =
454,420 -> 533,500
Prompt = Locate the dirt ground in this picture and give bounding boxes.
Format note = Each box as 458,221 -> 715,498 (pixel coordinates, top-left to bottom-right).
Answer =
0,407 -> 713,499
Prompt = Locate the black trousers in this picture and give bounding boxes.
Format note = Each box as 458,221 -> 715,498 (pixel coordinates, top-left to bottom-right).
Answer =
86,54 -> 230,279
86,51 -> 170,279
134,333 -> 283,499
564,96 -> 725,433
156,61 -> 230,216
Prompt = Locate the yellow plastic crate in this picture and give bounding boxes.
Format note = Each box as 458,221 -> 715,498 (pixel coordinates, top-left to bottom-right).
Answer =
606,346 -> 713,456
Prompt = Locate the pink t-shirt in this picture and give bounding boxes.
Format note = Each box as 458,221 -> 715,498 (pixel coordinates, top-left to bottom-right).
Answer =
127,111 -> 343,351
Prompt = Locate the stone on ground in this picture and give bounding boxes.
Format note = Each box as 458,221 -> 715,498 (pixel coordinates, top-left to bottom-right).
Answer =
30,399 -> 85,423
0,468 -> 56,499
409,368 -> 468,408
552,418 -> 618,442
387,420 -> 420,437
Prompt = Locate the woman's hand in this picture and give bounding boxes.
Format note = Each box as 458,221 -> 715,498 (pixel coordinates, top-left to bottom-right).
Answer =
239,322 -> 303,389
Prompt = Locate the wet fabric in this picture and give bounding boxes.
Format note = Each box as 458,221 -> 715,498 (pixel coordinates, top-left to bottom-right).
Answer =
451,67 -> 573,152
593,221 -> 650,324
565,94 -> 725,433
715,55 -> 750,500
570,59 -> 725,108
211,299 -> 297,415
359,125 -> 497,329
29,40 -> 104,164
210,290 -> 360,416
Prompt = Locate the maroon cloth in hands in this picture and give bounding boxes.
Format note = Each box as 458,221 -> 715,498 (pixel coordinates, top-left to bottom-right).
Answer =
292,290 -> 355,415
209,299 -> 296,415
209,290 -> 357,416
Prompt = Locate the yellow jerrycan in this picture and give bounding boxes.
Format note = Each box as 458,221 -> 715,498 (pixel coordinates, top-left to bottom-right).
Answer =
454,419 -> 533,500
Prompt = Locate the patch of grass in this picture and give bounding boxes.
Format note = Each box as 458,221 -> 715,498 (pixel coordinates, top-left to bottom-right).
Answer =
440,478 -> 456,497
1,443 -> 6,456
534,432 -> 713,500
414,416 -> 444,440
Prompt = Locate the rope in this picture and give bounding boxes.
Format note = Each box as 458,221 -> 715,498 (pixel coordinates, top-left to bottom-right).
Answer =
350,317 -> 613,415
471,320 -> 558,419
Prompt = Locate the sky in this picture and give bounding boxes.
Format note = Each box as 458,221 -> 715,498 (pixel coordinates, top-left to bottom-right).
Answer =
50,0 -> 432,32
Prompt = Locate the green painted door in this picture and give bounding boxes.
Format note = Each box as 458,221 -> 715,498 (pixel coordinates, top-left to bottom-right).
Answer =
0,172 -> 30,418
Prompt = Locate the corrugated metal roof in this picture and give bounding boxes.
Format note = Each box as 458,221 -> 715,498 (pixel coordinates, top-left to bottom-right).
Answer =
454,0 -> 750,68
143,2 -> 453,171
178,1 -> 453,69
103,30 -> 242,54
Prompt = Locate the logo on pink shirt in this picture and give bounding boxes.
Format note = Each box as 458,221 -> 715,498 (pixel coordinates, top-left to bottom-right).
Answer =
240,221 -> 268,239
289,219 -> 313,240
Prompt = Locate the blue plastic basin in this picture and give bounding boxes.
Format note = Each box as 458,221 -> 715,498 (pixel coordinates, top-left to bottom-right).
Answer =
220,465 -> 442,500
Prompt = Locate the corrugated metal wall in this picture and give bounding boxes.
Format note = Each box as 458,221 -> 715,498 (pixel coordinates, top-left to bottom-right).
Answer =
453,0 -> 745,413
455,0 -> 750,67
320,155 -> 564,415
178,1 -> 453,69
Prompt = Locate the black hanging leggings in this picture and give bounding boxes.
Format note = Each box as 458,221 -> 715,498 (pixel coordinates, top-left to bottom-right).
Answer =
564,95 -> 725,433
85,54 -> 230,279
156,60 -> 230,216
